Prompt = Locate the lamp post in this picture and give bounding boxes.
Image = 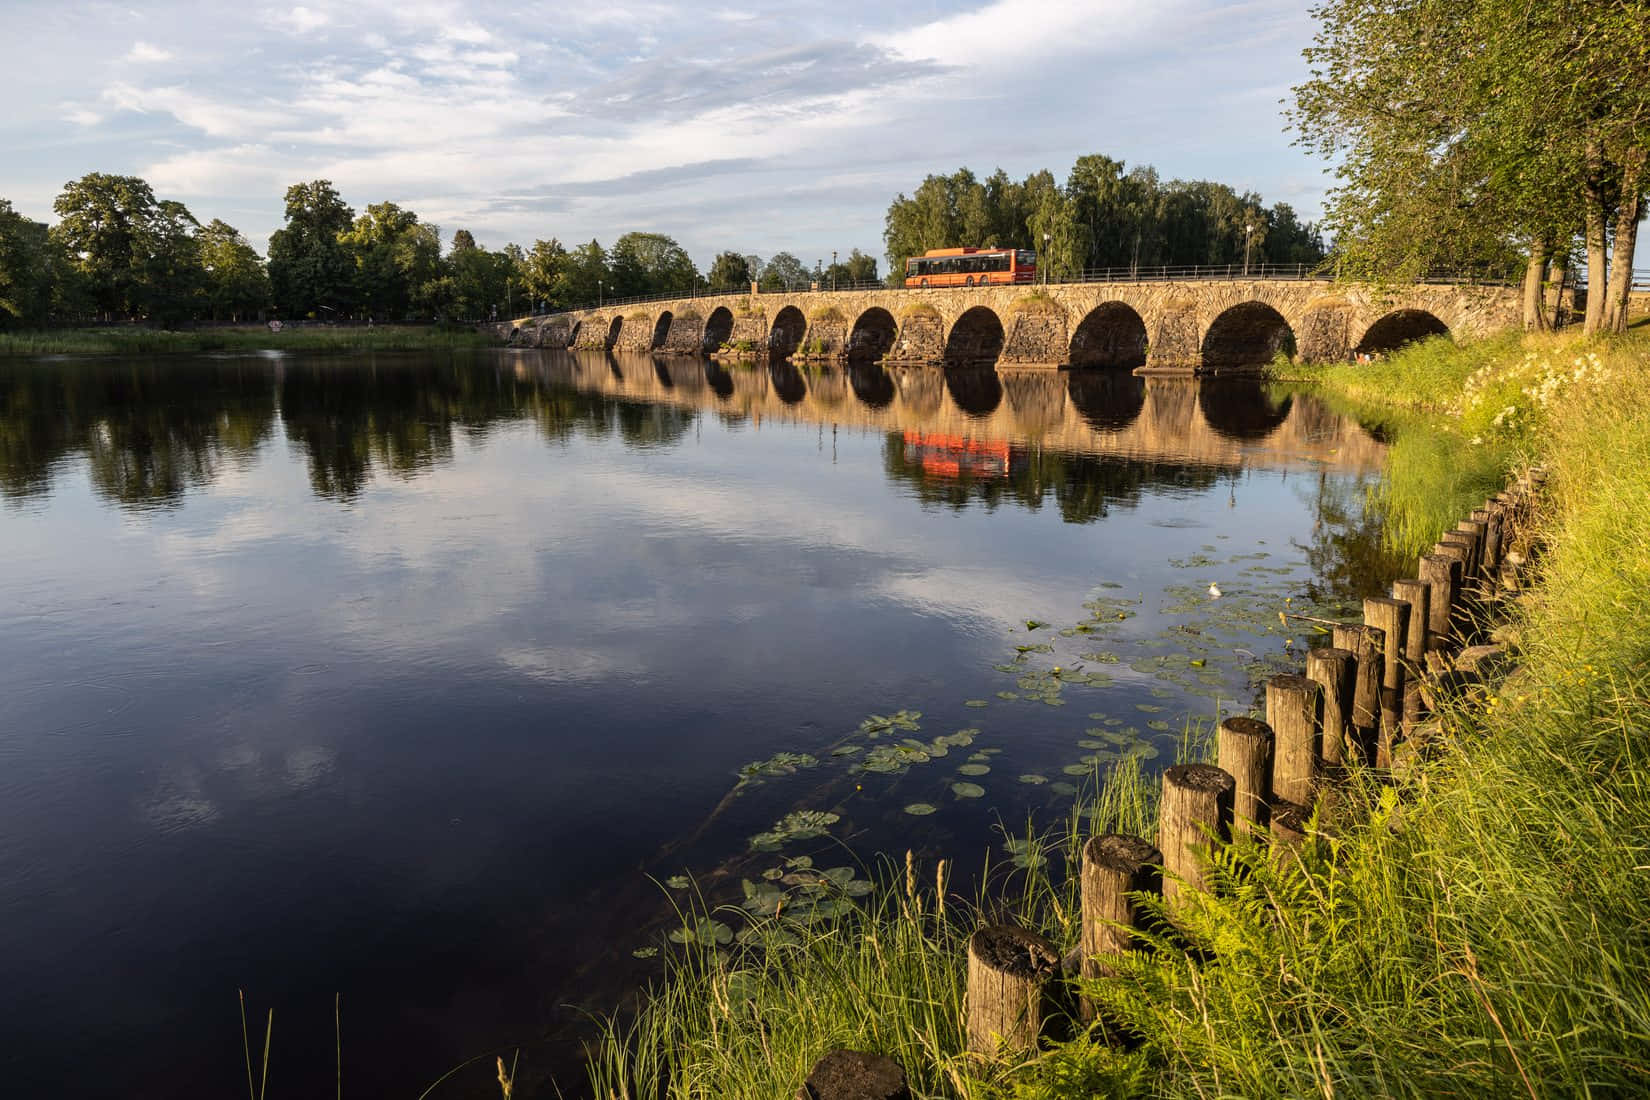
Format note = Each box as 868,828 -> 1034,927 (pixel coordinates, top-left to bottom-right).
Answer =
1042,232 -> 1051,285
598,279 -> 603,308
1243,223 -> 1254,277
831,250 -> 837,290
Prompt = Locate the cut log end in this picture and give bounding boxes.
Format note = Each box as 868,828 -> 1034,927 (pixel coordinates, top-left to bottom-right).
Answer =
796,1050 -> 912,1100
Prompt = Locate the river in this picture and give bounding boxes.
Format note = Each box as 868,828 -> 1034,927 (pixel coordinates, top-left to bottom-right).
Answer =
0,349 -> 1398,1097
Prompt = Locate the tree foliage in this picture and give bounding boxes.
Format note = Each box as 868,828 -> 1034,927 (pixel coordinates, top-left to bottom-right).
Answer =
1291,0 -> 1650,332
883,158 -> 1324,284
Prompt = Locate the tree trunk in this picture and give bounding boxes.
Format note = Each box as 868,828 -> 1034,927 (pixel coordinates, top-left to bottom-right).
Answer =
1583,140 -> 1612,337
1549,251 -> 1570,329
1521,237 -> 1550,331
1605,150 -> 1645,334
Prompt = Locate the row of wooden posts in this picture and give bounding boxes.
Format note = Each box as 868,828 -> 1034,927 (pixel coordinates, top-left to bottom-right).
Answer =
796,471 -> 1545,1100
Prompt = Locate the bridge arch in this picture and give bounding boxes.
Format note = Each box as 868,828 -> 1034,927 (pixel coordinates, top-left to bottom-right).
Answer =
848,363 -> 896,408
1070,302 -> 1148,369
1356,309 -> 1449,355
1068,372 -> 1145,431
945,369 -> 1004,417
944,306 -> 1006,368
1201,301 -> 1296,372
770,306 -> 807,358
650,312 -> 673,350
703,307 -> 734,351
847,307 -> 898,363
605,316 -> 622,350
769,360 -> 806,404
1198,380 -> 1294,441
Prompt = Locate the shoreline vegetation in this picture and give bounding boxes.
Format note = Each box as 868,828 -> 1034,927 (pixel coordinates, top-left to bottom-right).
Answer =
0,325 -> 493,357
584,329 -> 1650,1098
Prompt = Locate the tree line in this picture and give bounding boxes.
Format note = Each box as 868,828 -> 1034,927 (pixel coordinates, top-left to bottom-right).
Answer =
1291,0 -> 1648,334
882,155 -> 1328,282
0,173 -> 882,327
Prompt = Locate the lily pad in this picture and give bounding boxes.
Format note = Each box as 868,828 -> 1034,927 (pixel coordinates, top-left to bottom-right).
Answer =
904,802 -> 938,816
951,782 -> 986,799
665,875 -> 690,890
632,946 -> 658,959
964,699 -> 990,708
958,763 -> 991,776
1018,774 -> 1048,785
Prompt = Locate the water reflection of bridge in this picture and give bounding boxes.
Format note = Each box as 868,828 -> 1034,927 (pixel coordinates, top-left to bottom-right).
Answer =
515,351 -> 1388,473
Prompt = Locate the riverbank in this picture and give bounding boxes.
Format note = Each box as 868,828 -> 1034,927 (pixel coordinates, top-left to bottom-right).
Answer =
0,325 -> 491,356
587,330 -> 1650,1097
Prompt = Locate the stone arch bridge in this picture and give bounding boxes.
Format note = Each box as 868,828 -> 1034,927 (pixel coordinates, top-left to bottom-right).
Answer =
489,278 -> 1520,372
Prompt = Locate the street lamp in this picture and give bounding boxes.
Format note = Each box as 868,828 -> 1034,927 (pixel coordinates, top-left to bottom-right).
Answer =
831,250 -> 837,291
598,279 -> 603,307
1244,223 -> 1254,277
1042,232 -> 1051,285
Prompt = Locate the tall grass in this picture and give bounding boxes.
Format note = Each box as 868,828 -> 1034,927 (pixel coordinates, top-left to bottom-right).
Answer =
589,332 -> 1650,1099
0,325 -> 491,356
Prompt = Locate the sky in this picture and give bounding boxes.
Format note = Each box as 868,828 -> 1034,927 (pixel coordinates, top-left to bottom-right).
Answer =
0,0 -> 1331,268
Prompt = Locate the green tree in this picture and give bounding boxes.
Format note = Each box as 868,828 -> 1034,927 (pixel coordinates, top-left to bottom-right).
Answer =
448,229 -> 514,320
141,199 -> 206,326
707,251 -> 752,290
608,232 -> 698,297
267,180 -> 356,319
51,172 -> 161,319
758,251 -> 808,291
0,199 -> 56,326
520,238 -> 568,308
198,219 -> 269,321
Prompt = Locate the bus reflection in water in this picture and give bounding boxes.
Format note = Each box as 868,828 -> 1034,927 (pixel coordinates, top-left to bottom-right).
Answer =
904,247 -> 1038,288
902,431 -> 1019,478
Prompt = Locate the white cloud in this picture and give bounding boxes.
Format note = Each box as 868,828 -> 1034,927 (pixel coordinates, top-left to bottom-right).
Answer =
268,5 -> 332,34
884,0 -> 1180,64
126,40 -> 175,63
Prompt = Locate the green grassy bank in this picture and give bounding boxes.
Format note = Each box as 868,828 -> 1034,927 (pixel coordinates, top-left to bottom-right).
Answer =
0,325 -> 492,357
586,331 -> 1650,1098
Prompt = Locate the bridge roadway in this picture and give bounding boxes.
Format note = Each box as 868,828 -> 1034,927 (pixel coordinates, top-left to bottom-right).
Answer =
505,352 -> 1388,474
489,277 -> 1522,372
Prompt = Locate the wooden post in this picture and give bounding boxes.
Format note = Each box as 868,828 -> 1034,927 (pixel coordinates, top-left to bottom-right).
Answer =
1419,552 -> 1459,642
1079,834 -> 1161,1021
1474,506 -> 1502,572
1364,597 -> 1411,763
1269,798 -> 1310,850
1435,539 -> 1474,639
966,925 -> 1060,1056
1216,717 -> 1273,835
1331,624 -> 1381,764
1265,674 -> 1320,805
1391,579 -> 1431,723
1453,522 -> 1486,587
1305,646 -> 1355,767
796,1050 -> 912,1100
1158,763 -> 1234,913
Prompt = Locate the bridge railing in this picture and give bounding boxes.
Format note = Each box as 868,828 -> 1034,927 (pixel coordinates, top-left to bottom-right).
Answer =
504,265 -> 1521,325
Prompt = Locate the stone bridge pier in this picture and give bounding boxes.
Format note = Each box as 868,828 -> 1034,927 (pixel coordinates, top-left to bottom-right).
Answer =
492,278 -> 1521,374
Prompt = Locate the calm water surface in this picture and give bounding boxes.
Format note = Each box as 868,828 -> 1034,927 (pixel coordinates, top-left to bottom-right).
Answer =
0,350 -> 1396,1097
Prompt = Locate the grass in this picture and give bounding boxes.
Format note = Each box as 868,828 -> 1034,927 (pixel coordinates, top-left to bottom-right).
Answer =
0,325 -> 493,356
587,330 -> 1650,1098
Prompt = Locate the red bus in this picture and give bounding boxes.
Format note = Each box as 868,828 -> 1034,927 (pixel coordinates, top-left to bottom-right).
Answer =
904,247 -> 1037,288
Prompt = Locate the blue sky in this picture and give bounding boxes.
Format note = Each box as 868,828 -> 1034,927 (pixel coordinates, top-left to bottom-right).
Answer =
1,1 -> 1329,268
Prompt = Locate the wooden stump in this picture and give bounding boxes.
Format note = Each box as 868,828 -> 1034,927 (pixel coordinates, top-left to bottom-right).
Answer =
1457,519 -> 1489,584
1266,674 -> 1321,805
1269,798 -> 1310,850
1305,647 -> 1355,767
1331,624 -> 1381,764
1079,834 -> 1161,1021
1364,597 -> 1411,761
966,925 -> 1060,1055
1216,717 -> 1273,835
796,1050 -> 912,1100
1418,553 -> 1459,642
1158,763 -> 1234,913
1391,579 -> 1431,723
1434,539 -> 1474,639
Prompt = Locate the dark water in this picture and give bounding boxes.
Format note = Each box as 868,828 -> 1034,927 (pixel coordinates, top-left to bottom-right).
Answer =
0,350 -> 1396,1097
